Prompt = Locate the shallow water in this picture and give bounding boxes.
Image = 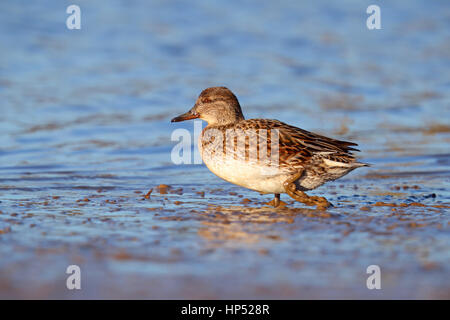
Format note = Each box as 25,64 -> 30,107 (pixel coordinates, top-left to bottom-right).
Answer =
0,0 -> 449,299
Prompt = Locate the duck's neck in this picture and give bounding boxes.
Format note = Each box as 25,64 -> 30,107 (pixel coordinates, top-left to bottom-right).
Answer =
206,113 -> 245,127
205,118 -> 244,129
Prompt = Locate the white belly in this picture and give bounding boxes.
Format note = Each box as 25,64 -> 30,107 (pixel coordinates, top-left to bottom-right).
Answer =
201,152 -> 289,194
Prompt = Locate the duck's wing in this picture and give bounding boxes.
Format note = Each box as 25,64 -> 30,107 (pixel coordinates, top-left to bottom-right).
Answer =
235,119 -> 361,168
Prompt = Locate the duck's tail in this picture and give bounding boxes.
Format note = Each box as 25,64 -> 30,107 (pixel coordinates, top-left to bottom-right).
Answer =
352,161 -> 371,168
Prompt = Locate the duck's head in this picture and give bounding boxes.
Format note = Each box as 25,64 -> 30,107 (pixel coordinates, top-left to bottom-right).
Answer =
171,87 -> 245,125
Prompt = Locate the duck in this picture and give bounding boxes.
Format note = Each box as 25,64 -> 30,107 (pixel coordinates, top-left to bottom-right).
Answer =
171,87 -> 368,209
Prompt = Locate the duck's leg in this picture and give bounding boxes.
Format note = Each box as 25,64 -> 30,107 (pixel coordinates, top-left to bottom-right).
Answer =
273,193 -> 280,207
267,193 -> 281,207
283,170 -> 331,210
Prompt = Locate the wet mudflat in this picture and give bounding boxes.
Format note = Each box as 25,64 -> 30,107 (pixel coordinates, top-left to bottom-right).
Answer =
0,0 -> 449,298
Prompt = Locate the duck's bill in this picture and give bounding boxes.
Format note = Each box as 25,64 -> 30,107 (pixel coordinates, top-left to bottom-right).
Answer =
171,110 -> 200,122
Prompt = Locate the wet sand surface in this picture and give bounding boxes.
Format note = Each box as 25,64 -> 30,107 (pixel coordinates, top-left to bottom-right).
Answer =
0,0 -> 449,299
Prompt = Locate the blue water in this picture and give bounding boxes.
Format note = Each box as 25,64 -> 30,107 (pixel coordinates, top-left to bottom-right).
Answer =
0,0 -> 449,298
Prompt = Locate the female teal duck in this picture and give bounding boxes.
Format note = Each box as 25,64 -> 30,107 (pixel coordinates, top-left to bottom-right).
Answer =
172,87 -> 368,209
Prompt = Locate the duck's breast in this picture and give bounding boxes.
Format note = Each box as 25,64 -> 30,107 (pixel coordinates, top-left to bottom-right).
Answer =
204,154 -> 288,194
199,138 -> 288,194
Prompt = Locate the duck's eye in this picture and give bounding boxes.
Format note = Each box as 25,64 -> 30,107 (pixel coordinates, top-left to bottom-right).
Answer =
202,98 -> 212,103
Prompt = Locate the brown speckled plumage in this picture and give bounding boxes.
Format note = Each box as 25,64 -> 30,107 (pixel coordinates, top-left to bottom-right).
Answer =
172,87 -> 368,209
204,118 -> 361,168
